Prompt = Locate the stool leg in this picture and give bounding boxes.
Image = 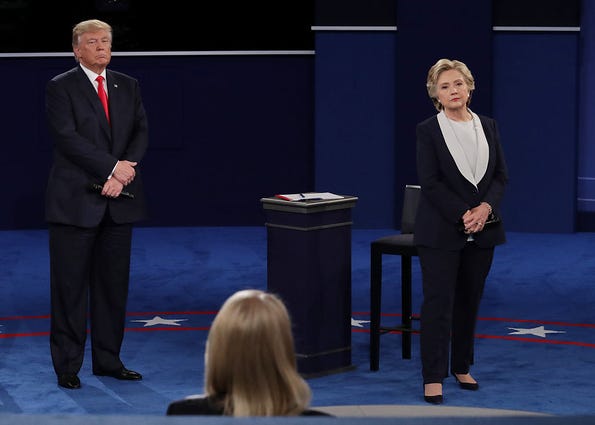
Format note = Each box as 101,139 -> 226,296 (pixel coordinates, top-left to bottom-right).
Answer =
370,247 -> 382,371
401,255 -> 412,359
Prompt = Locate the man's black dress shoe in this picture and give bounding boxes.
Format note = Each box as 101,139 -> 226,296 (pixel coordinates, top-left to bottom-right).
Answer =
94,367 -> 143,381
454,374 -> 479,391
58,374 -> 81,389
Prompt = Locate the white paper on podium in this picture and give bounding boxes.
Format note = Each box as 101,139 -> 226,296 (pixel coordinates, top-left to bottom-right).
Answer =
274,192 -> 344,201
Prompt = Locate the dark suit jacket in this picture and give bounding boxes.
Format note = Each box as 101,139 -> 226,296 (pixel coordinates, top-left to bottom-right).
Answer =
414,114 -> 508,250
45,65 -> 148,227
166,395 -> 331,416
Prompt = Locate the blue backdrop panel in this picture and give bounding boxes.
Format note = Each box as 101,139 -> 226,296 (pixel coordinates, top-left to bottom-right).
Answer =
2,1 -> 592,233
0,55 -> 314,229
578,0 -> 595,216
394,0 -> 493,229
314,31 -> 396,228
493,33 -> 579,233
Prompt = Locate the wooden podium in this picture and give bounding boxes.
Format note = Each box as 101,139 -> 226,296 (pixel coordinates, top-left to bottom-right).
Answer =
260,195 -> 357,376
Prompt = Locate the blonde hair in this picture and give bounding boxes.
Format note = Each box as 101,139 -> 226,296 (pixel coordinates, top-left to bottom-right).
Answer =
72,19 -> 112,47
205,289 -> 311,417
426,58 -> 475,111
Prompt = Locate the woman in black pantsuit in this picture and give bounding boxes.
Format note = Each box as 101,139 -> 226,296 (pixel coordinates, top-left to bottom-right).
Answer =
414,59 -> 508,404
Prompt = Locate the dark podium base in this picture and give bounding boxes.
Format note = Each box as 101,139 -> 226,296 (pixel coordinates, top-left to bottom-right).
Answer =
261,196 -> 357,376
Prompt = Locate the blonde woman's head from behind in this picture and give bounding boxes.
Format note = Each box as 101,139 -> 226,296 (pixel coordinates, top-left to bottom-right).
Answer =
205,289 -> 311,417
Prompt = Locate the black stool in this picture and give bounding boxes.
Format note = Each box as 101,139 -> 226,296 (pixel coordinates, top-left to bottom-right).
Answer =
370,184 -> 420,371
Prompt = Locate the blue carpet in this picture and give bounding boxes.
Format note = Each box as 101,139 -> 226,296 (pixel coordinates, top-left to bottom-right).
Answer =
1,227 -> 594,416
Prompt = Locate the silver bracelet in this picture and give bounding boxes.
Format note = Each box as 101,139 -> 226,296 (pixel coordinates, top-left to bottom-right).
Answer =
481,202 -> 492,215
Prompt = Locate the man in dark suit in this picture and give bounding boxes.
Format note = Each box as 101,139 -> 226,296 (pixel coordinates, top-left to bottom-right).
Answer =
45,19 -> 148,389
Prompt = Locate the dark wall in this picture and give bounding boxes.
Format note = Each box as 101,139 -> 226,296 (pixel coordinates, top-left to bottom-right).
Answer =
0,55 -> 314,229
494,33 -> 578,232
0,1 -> 316,230
492,0 -> 581,231
314,0 -> 493,228
0,1 -> 314,52
314,32 -> 397,228
1,0 -> 591,232
577,0 -> 595,229
493,0 -> 580,26
393,0 -> 493,226
313,0 -> 397,228
314,0 -> 583,232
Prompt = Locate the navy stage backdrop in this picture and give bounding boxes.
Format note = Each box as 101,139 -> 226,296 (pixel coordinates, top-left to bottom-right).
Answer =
0,0 -> 593,232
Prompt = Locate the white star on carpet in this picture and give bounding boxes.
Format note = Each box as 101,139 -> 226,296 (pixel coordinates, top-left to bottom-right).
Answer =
507,325 -> 565,338
351,318 -> 370,328
131,316 -> 188,327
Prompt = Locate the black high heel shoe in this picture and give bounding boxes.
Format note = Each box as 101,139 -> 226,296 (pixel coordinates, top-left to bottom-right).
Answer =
424,394 -> 444,404
423,384 -> 444,404
453,374 -> 479,391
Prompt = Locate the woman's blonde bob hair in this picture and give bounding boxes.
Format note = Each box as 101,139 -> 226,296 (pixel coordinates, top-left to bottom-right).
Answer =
204,289 -> 311,417
426,58 -> 475,111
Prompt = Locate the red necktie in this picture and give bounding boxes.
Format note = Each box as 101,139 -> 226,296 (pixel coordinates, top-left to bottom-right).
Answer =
96,75 -> 110,124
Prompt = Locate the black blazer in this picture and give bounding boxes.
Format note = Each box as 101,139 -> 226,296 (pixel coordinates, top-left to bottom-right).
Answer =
45,65 -> 148,227
414,114 -> 508,250
166,395 -> 331,416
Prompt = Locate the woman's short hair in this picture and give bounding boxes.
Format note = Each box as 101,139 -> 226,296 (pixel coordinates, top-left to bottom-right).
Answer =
426,58 -> 475,111
204,289 -> 311,416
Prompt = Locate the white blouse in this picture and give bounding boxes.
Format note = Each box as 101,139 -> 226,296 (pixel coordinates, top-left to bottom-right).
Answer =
437,110 -> 489,188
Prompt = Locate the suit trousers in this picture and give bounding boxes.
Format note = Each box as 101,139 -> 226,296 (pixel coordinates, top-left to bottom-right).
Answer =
418,242 -> 494,384
49,209 -> 132,376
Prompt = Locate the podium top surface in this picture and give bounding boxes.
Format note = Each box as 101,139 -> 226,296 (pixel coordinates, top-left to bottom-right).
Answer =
260,195 -> 358,214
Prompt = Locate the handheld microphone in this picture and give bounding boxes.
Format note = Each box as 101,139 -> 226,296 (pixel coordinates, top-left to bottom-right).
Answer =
90,183 -> 135,199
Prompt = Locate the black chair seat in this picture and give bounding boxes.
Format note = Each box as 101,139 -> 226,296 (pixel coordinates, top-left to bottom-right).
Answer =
372,234 -> 416,256
370,185 -> 420,371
